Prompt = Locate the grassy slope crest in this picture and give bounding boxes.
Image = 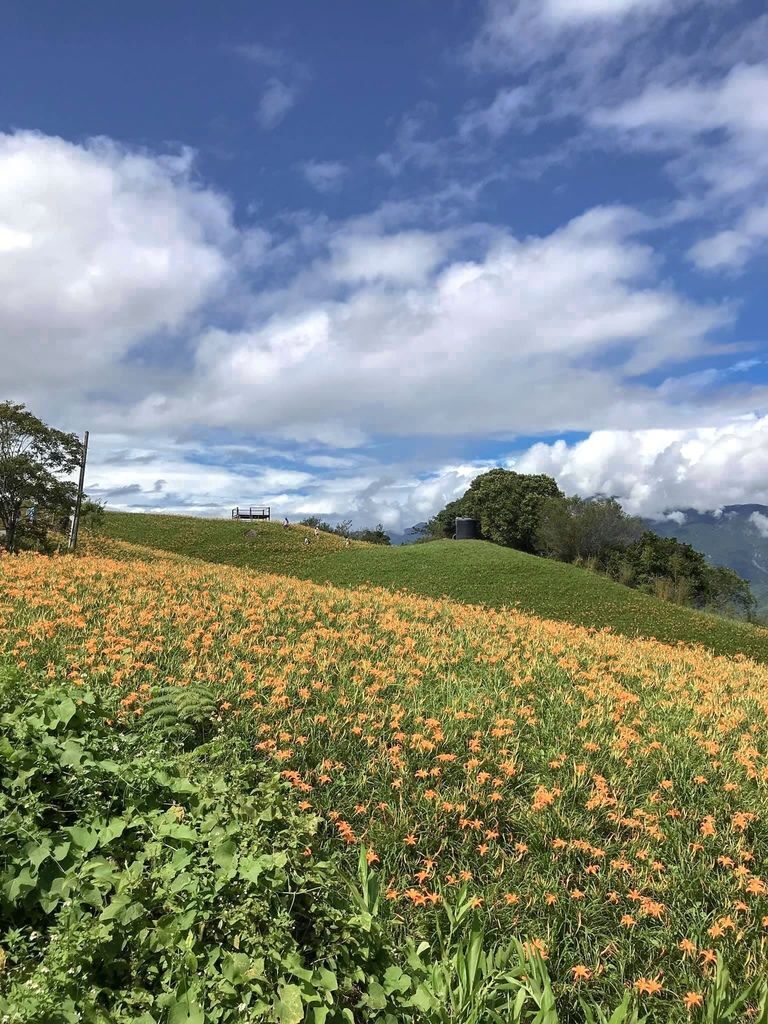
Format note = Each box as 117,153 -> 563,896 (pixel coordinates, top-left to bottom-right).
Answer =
102,511 -> 768,663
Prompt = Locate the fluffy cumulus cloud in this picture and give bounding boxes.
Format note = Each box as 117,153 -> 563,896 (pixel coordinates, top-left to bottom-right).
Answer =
84,432 -> 486,531
2,122 -> 766,530
127,204 -> 740,446
327,228 -> 452,284
86,416 -> 768,531
0,131 -> 237,408
515,416 -> 768,516
2,134 -> 749,451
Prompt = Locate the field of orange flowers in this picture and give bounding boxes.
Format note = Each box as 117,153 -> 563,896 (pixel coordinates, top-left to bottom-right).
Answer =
2,545 -> 768,1018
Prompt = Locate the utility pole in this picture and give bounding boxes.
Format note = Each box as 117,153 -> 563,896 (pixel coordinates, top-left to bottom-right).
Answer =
68,430 -> 89,552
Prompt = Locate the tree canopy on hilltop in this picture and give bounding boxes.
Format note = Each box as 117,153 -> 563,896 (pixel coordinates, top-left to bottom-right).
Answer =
430,469 -> 563,552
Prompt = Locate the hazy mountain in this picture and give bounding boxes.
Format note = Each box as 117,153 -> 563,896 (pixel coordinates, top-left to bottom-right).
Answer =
389,522 -> 429,546
646,504 -> 768,614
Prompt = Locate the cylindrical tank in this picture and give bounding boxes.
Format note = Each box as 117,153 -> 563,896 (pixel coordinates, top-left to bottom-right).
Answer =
455,517 -> 479,540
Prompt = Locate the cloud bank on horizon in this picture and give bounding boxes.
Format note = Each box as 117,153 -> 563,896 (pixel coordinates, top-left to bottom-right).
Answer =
1,0 -> 767,530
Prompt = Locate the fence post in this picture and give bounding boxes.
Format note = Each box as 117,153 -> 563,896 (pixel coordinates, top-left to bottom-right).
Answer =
68,430 -> 89,552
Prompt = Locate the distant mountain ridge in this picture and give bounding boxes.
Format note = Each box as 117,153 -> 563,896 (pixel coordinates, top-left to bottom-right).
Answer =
645,504 -> 768,615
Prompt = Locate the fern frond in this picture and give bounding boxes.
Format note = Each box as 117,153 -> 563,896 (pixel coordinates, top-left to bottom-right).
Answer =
137,683 -> 219,749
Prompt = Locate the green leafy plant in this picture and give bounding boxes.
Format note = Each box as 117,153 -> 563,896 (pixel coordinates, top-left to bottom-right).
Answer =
700,956 -> 768,1023
0,681 -> 393,1023
135,682 -> 220,748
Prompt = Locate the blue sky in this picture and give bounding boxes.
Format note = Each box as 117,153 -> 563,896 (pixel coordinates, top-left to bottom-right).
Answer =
2,0 -> 768,530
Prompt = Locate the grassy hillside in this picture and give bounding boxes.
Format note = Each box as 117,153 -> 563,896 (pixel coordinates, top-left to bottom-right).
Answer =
3,548 -> 768,1019
102,511 -> 768,662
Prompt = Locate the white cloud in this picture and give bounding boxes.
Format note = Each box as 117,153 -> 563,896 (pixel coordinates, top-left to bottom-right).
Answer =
664,510 -> 687,525
327,229 -> 452,284
592,64 -> 768,144
458,87 -> 532,139
83,431 -> 489,531
257,78 -> 298,129
544,0 -> 668,22
234,43 -> 307,130
689,203 -> 768,271
548,0 -> 663,17
2,129 -> 764,532
515,416 -> 768,516
0,131 -> 236,404
589,62 -> 768,269
464,1 -> 768,273
84,416 -> 768,532
0,129 -> 750,456
302,160 -> 348,192
592,62 -> 768,216
85,436 -> 315,517
233,43 -> 287,68
126,204 -> 734,447
468,0 -> 702,71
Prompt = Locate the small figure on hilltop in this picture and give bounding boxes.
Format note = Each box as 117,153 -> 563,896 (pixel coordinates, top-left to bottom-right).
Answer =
344,537 -> 351,548
283,516 -> 290,528
314,525 -> 320,537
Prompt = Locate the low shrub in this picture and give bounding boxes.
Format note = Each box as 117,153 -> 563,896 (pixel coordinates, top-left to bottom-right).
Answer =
0,676 -> 395,1022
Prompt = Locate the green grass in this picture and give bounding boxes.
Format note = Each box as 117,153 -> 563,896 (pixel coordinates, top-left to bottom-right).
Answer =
101,511 -> 768,662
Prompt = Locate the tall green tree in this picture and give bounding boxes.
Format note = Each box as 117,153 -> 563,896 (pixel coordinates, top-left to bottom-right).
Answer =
431,469 -> 563,552
0,401 -> 83,552
536,495 -> 644,562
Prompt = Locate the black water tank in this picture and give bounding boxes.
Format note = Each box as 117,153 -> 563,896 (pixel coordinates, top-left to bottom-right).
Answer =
455,517 -> 479,540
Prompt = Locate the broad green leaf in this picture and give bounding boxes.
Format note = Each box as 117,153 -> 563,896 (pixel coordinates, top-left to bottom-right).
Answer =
211,838 -> 237,871
168,997 -> 205,1024
366,981 -> 388,1010
158,822 -> 198,842
100,894 -> 131,921
168,871 -> 194,894
282,952 -> 314,982
52,841 -> 71,862
25,840 -> 51,870
98,817 -> 128,846
53,697 -> 77,727
276,985 -> 304,1024
411,984 -> 437,1012
59,738 -> 84,768
315,967 -> 338,992
383,965 -> 411,995
7,866 -> 37,903
66,825 -> 99,852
